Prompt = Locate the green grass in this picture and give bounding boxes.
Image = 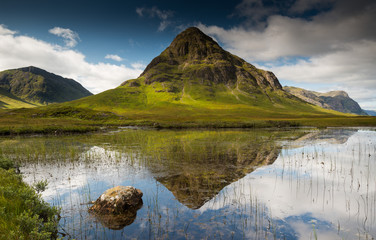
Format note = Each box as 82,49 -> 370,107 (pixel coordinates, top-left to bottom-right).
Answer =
0,89 -> 41,109
0,78 -> 375,134
0,157 -> 60,239
64,80 -> 376,127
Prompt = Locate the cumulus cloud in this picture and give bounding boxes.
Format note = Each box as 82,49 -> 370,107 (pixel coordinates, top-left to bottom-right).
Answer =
131,62 -> 146,69
197,0 -> 376,109
198,5 -> 376,62
49,27 -> 80,48
105,54 -> 123,62
269,40 -> 376,109
136,6 -> 174,31
0,25 -> 143,93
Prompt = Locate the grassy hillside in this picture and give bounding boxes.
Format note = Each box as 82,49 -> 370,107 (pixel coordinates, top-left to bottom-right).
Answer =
0,88 -> 42,109
0,66 -> 92,108
68,77 -> 349,123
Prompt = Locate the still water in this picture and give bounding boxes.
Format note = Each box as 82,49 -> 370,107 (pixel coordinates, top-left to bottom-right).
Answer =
1,128 -> 375,239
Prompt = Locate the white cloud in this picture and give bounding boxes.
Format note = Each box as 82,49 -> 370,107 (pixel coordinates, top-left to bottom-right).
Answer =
49,27 -> 80,48
270,40 -> 376,109
0,25 -> 143,93
136,6 -> 174,31
105,54 -> 123,62
131,62 -> 146,69
198,7 -> 375,62
196,0 -> 376,109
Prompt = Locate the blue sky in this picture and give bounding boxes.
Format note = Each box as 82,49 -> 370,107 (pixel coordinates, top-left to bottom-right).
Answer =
0,0 -> 238,65
0,0 -> 375,110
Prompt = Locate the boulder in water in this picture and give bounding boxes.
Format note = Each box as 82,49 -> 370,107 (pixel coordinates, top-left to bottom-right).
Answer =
89,186 -> 143,214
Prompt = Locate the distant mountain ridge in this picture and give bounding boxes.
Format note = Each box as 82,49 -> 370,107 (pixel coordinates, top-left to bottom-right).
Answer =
365,110 -> 376,116
0,66 -> 92,108
283,86 -> 367,115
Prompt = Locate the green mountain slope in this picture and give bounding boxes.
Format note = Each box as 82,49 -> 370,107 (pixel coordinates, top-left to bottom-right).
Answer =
283,86 -> 367,115
68,27 -> 346,123
0,66 -> 92,108
0,88 -> 40,108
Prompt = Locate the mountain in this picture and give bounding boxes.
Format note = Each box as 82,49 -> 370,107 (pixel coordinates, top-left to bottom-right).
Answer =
364,110 -> 376,116
283,86 -> 367,115
66,27 -> 347,125
0,66 -> 92,108
131,27 -> 282,91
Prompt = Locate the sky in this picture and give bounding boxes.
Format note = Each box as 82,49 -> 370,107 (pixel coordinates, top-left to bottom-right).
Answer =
0,0 -> 375,110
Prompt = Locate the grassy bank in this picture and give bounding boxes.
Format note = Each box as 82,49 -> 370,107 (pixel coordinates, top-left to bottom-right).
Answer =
0,105 -> 376,135
0,157 -> 60,239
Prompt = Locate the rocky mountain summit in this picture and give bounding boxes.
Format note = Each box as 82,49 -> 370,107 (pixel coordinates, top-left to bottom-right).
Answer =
123,27 -> 282,93
284,86 -> 367,115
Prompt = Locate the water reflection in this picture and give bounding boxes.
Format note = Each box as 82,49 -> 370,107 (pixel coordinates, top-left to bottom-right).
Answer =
200,128 -> 375,239
149,140 -> 280,209
293,128 -> 357,145
89,201 -> 143,230
0,128 -> 374,239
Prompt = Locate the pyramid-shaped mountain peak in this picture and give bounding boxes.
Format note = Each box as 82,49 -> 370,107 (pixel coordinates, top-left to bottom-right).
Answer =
137,27 -> 282,90
165,27 -> 229,61
18,66 -> 58,77
174,27 -> 210,40
166,27 -> 223,58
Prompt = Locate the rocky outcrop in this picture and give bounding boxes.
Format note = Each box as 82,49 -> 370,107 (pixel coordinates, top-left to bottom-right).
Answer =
89,186 -> 143,214
89,186 -> 143,230
283,86 -> 367,115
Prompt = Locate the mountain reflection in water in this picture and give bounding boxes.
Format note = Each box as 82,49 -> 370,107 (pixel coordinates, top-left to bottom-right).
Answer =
148,138 -> 280,209
1,128 -> 373,239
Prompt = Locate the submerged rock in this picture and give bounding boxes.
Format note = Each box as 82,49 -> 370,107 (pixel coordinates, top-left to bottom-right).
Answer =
89,186 -> 143,214
89,186 -> 143,230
